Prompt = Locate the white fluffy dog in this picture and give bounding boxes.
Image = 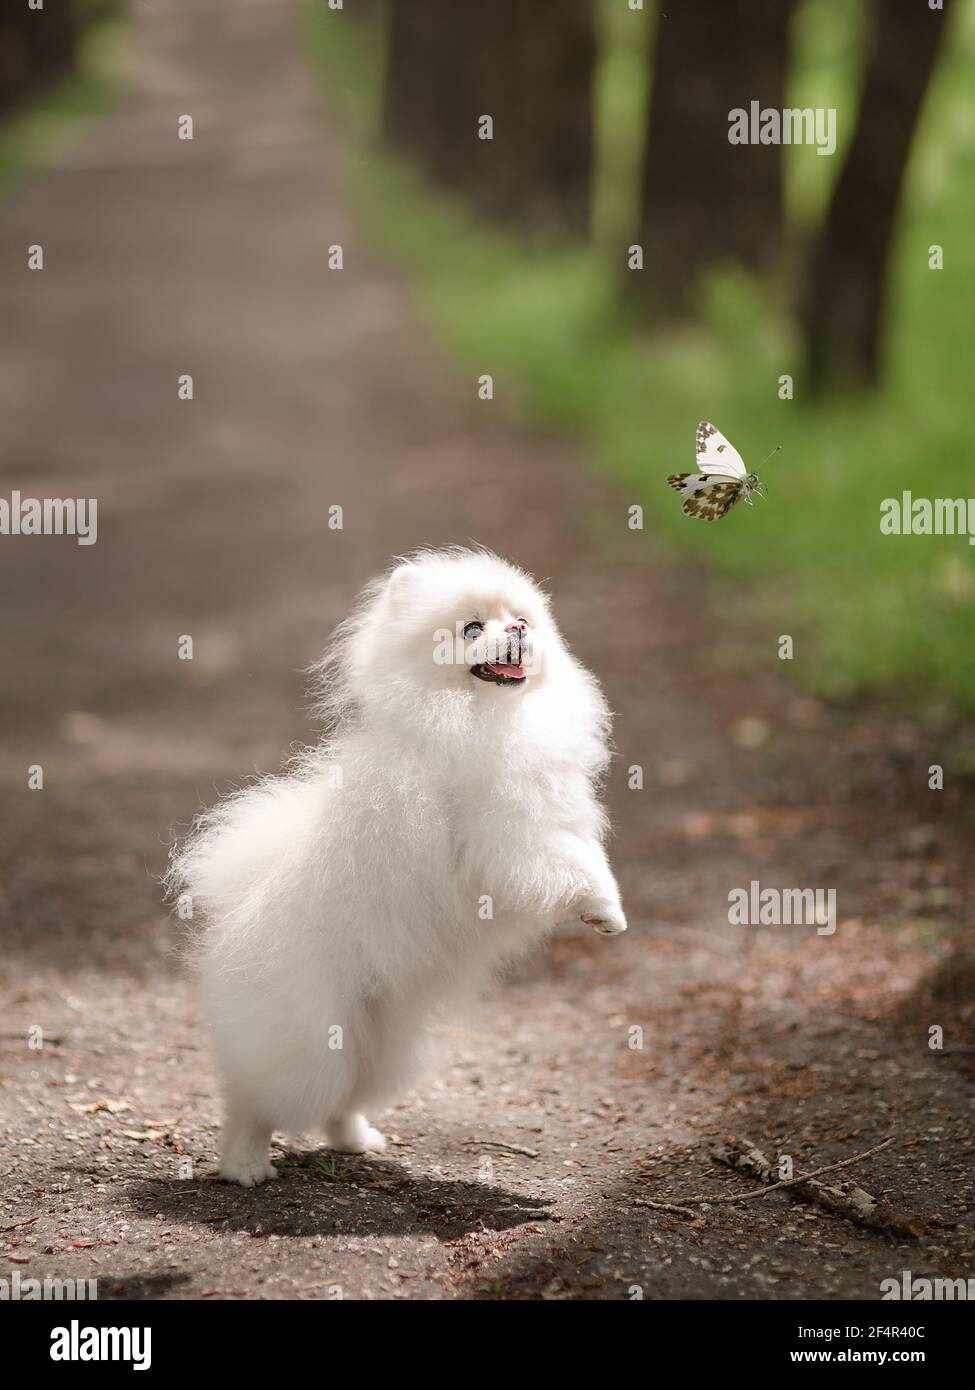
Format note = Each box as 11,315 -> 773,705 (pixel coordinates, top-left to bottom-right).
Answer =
170,548 -> 626,1185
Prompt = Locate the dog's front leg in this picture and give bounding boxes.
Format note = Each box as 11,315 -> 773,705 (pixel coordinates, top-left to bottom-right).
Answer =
542,830 -> 627,936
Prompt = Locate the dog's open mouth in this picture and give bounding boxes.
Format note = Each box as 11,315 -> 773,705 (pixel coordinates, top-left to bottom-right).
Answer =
470,661 -> 527,687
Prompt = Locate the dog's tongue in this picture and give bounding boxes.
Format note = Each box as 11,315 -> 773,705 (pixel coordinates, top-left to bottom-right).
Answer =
485,662 -> 524,679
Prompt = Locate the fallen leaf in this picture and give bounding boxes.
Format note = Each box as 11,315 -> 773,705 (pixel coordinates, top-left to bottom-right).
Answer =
68,1099 -> 131,1115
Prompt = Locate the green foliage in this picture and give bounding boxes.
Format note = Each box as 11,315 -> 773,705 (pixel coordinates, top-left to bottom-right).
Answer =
314,1156 -> 347,1182
0,15 -> 127,199
304,0 -> 975,716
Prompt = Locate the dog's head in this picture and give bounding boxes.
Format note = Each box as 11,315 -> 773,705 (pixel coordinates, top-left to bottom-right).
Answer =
316,548 -> 570,735
379,548 -> 552,697
313,547 -> 609,768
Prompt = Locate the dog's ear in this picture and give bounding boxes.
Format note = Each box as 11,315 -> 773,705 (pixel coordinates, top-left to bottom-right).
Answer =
384,562 -> 416,611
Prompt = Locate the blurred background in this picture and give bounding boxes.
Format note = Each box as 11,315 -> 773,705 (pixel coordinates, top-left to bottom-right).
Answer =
304,0 -> 973,715
2,0 -> 972,711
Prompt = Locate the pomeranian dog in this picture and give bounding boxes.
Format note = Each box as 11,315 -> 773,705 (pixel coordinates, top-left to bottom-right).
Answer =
169,547 -> 626,1185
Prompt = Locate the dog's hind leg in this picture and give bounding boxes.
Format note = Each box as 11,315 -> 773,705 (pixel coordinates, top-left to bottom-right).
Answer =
322,997 -> 426,1155
218,1101 -> 277,1186
322,1110 -> 387,1154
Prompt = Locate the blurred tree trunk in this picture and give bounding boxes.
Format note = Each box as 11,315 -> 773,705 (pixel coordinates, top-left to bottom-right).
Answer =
802,0 -> 953,391
0,10 -> 32,113
382,0 -> 473,188
35,0 -> 81,81
383,0 -> 596,238
0,0 -> 80,114
474,0 -> 596,236
347,0 -> 382,22
634,0 -> 795,319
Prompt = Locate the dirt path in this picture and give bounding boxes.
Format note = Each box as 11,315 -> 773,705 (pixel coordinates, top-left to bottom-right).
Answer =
1,0 -> 972,1301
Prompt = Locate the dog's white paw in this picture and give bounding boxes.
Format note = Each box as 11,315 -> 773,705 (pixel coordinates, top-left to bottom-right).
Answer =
356,1125 -> 387,1155
325,1113 -> 387,1155
219,1153 -> 278,1187
580,901 -> 627,936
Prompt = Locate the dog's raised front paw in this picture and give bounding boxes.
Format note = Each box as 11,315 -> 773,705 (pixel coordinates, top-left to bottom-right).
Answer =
580,901 -> 627,936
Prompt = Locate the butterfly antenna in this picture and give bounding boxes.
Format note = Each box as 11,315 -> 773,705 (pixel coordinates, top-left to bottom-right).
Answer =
759,444 -> 782,468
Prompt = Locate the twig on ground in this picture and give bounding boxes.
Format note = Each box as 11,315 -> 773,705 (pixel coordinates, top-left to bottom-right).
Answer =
712,1135 -> 895,1198
711,1135 -> 921,1239
462,1139 -> 539,1158
0,1032 -> 63,1045
643,1135 -> 918,1239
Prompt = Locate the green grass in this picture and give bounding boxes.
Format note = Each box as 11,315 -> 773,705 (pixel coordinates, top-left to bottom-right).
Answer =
0,17 -> 128,200
314,1156 -> 347,1182
304,0 -> 975,718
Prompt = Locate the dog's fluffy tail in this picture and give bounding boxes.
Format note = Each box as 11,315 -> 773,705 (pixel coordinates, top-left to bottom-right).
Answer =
166,774 -> 322,968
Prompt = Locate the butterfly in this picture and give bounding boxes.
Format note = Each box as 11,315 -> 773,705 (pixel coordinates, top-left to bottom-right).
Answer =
667,422 -> 776,521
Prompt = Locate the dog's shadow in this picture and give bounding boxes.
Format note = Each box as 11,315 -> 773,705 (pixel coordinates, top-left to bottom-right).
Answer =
132,1147 -> 553,1240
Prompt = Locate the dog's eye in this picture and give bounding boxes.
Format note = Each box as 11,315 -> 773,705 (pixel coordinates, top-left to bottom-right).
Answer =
463,620 -> 483,639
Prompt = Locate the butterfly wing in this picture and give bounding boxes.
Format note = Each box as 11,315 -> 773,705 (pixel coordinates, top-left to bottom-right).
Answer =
669,471 -> 727,497
679,477 -> 743,521
696,421 -> 746,479
667,472 -> 700,494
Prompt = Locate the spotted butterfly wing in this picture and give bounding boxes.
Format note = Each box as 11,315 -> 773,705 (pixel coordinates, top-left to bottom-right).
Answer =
667,472 -> 743,521
695,421 -> 747,479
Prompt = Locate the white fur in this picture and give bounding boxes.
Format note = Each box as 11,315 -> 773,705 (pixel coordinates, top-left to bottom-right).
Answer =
169,548 -> 625,1185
